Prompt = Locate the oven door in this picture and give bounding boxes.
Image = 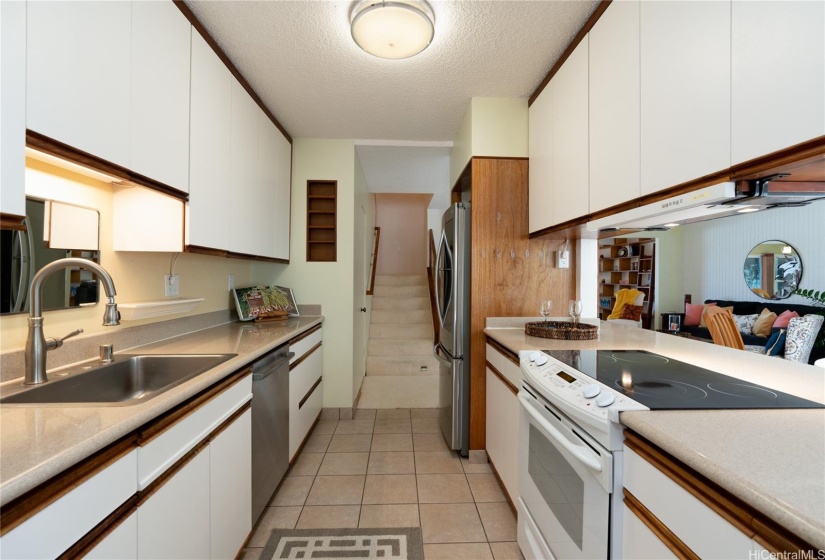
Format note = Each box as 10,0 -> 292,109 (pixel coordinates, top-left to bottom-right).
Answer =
518,387 -> 613,560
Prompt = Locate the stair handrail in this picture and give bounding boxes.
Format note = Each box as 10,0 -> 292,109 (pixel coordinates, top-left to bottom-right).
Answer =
426,229 -> 440,345
366,227 -> 380,295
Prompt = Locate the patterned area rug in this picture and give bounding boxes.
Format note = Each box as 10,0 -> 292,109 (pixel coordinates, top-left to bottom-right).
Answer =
259,528 -> 424,560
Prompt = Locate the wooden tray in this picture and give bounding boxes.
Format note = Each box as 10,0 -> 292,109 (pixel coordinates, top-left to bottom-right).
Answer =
525,321 -> 598,340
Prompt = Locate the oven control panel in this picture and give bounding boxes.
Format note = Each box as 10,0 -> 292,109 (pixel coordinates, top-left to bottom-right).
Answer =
519,351 -> 647,423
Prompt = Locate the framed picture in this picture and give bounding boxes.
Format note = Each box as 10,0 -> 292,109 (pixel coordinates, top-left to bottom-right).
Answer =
667,314 -> 682,333
631,261 -> 639,271
233,285 -> 299,321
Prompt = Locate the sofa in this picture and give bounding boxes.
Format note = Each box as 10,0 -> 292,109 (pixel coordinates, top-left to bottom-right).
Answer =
678,299 -> 825,365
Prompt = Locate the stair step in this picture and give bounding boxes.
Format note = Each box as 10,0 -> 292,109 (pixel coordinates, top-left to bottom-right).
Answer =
373,285 -> 429,298
368,338 -> 433,356
358,375 -> 439,408
375,275 -> 428,287
366,355 -> 441,376
370,323 -> 434,340
371,310 -> 431,324
372,296 -> 430,311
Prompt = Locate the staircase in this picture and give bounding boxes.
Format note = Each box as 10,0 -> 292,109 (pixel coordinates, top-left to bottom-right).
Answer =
358,274 -> 440,409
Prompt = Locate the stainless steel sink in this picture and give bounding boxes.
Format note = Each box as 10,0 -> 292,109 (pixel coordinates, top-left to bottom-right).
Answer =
0,353 -> 237,406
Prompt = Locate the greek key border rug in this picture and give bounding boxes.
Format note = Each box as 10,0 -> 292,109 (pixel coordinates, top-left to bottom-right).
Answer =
259,528 -> 424,560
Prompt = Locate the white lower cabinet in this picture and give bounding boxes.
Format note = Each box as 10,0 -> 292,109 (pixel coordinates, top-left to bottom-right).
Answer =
485,368 -> 519,503
621,502 -> 676,560
289,328 -> 324,460
85,513 -> 138,560
137,448 -> 211,560
209,409 -> 252,559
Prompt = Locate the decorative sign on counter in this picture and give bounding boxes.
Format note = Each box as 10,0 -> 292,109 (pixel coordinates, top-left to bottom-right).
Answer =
233,285 -> 299,321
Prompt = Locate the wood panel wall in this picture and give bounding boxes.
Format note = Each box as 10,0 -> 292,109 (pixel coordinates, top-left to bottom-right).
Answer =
464,157 -> 576,451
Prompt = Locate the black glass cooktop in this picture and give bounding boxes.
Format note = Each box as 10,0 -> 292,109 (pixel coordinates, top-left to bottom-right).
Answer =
543,349 -> 825,410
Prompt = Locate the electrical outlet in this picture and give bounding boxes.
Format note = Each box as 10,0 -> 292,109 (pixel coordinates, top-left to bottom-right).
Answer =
164,274 -> 180,297
556,250 -> 570,269
420,365 -> 428,373
228,273 -> 235,291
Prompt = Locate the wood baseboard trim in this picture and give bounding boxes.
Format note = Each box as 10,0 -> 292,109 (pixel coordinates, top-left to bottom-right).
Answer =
623,489 -> 700,560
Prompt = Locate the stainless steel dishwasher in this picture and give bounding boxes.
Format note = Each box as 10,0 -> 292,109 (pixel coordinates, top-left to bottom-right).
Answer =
251,343 -> 292,524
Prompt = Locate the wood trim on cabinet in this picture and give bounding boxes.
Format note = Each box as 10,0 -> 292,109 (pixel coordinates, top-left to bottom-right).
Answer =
226,250 -> 289,264
172,0 -> 292,143
207,400 -> 252,443
528,0 -> 613,106
623,489 -> 701,560
298,376 -> 323,409
137,439 -> 210,506
26,130 -> 189,201
289,324 -> 322,346
57,496 -> 139,559
0,212 -> 26,230
486,338 -> 519,366
289,411 -> 323,465
624,430 -> 817,554
185,244 -> 228,258
0,434 -> 139,537
137,366 -> 251,447
486,361 -> 518,397
290,342 -> 322,371
486,453 -> 517,515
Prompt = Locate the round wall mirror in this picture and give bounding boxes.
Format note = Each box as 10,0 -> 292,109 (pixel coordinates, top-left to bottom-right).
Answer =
743,240 -> 802,300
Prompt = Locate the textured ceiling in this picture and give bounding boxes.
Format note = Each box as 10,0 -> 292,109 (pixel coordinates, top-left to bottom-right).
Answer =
355,144 -> 451,208
185,0 -> 599,142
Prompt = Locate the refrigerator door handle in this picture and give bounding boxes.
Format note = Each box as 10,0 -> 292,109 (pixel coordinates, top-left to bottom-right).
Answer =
433,342 -> 452,366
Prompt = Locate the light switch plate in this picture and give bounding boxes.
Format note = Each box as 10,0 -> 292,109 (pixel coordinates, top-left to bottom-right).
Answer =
164,274 -> 180,297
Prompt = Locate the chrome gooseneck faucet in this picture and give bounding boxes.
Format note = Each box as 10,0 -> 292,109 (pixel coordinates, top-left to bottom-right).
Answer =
25,258 -> 120,385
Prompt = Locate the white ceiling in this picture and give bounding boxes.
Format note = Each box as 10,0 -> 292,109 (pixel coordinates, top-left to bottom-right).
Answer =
185,0 -> 599,206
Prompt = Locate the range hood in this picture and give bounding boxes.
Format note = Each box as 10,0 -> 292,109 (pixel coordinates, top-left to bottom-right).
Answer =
587,178 -> 825,232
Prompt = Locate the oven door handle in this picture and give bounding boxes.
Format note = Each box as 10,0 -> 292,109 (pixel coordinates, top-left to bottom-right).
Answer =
518,392 -> 602,473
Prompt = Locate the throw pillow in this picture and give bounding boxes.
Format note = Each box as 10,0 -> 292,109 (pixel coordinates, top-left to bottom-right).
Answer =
784,315 -> 825,363
685,302 -> 711,326
764,329 -> 787,356
773,310 -> 800,329
700,305 -> 733,328
752,308 -> 778,337
733,314 -> 759,335
620,305 -> 643,321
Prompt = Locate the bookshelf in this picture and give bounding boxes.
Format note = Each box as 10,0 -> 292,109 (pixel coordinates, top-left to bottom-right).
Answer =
598,237 -> 656,329
306,180 -> 337,262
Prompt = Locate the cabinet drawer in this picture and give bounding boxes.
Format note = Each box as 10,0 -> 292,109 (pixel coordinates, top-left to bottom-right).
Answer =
290,348 -> 323,460
290,326 -> 322,363
624,446 -> 752,559
621,501 -> 678,560
0,449 -> 137,560
290,378 -> 323,461
485,343 -> 520,388
137,374 -> 251,489
83,511 -> 138,560
290,346 -> 323,405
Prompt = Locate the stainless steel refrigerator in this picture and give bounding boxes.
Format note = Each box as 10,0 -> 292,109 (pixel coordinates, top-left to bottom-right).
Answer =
433,202 -> 470,457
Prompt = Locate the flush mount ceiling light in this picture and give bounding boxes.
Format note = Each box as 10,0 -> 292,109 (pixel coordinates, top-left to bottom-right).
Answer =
351,0 -> 435,60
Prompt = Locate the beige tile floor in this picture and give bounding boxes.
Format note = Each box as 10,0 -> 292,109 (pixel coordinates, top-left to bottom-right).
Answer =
241,408 -> 524,560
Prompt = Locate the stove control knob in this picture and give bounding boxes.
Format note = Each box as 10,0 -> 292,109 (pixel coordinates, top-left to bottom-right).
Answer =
528,351 -> 541,362
595,393 -> 615,408
582,384 -> 600,399
534,354 -> 548,366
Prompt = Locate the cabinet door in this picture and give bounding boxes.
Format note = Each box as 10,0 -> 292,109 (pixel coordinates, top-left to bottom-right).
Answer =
27,1 -> 131,168
732,1 -> 825,164
552,36 -> 589,225
621,502 -> 678,559
589,0 -> 640,213
137,448 -> 210,560
112,185 -> 184,252
273,131 -> 292,260
188,32 -> 232,251
641,1 -> 730,195
485,368 -> 519,503
130,0 -> 191,191
257,116 -> 281,259
228,79 -> 261,256
84,512 -> 138,560
210,409 -> 252,559
0,0 -> 26,218
528,84 -> 554,233
290,348 -> 323,459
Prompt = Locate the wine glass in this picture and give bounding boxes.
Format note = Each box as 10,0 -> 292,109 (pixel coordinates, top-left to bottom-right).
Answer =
539,300 -> 553,323
569,300 -> 583,324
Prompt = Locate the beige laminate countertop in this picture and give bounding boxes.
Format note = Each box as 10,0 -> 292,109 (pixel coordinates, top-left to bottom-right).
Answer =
485,320 -> 825,550
0,316 -> 323,506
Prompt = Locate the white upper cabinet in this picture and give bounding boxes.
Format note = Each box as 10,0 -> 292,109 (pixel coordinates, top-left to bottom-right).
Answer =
257,115 -> 281,259
273,130 -> 292,261
188,32 -> 232,251
0,0 -> 26,218
731,0 -> 825,165
528,82 -> 555,233
130,1 -> 191,192
589,0 -> 640,213
27,1 -> 131,168
551,36 -> 590,225
229,79 -> 262,257
640,1 -> 731,195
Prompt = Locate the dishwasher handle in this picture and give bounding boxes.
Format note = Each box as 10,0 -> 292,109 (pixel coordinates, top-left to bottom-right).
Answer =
252,352 -> 295,381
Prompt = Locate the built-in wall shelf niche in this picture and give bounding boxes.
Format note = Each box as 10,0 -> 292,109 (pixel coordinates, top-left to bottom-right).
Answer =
306,180 -> 337,262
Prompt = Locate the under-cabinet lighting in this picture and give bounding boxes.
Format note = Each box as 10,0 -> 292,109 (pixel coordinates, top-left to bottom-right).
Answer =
26,147 -> 123,184
737,207 -> 761,213
663,223 -> 680,228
